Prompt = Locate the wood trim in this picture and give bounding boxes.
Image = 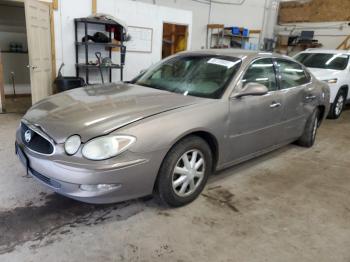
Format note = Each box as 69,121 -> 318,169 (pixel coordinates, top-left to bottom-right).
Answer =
207,24 -> 224,29
249,30 -> 261,34
50,3 -> 56,93
0,52 -> 5,113
52,0 -> 58,10
337,35 -> 350,50
92,0 -> 97,15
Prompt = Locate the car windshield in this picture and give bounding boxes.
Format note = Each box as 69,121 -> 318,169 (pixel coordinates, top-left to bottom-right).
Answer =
295,53 -> 349,70
134,55 -> 242,99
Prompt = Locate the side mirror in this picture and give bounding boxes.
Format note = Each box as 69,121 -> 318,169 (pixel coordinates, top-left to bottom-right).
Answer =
234,82 -> 269,98
139,69 -> 147,75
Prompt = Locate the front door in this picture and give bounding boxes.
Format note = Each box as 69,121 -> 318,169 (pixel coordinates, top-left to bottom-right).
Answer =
226,58 -> 284,163
275,58 -> 311,141
25,0 -> 52,104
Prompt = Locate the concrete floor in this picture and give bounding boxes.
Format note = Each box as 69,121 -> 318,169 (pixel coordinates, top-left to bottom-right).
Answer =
0,107 -> 349,262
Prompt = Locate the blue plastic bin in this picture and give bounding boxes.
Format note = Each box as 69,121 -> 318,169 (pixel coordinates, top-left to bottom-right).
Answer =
231,27 -> 240,35
242,28 -> 249,37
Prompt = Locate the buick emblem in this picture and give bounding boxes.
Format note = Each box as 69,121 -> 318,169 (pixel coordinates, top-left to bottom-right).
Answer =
24,130 -> 32,143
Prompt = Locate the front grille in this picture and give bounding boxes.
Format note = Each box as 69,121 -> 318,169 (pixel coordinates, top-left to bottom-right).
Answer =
21,122 -> 54,155
29,168 -> 61,189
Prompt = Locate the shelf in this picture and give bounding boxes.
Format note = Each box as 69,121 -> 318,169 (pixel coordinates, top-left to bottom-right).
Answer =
212,33 -> 250,39
76,63 -> 122,69
1,50 -> 28,54
75,17 -> 121,26
75,42 -> 122,48
75,16 -> 125,83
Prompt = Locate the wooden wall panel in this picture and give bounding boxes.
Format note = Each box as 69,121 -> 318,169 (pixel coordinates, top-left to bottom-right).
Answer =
279,0 -> 350,23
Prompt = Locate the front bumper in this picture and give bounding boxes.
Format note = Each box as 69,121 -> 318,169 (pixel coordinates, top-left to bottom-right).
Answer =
15,129 -> 165,204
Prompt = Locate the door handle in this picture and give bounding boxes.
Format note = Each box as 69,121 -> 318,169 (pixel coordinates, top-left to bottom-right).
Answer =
26,65 -> 38,70
270,102 -> 281,108
305,95 -> 316,101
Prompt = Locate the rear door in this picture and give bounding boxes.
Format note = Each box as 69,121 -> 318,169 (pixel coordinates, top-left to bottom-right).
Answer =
274,58 -> 312,141
226,58 -> 284,163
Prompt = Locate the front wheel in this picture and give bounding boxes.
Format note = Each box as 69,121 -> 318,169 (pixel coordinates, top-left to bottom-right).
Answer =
156,136 -> 212,207
296,109 -> 319,148
328,90 -> 346,119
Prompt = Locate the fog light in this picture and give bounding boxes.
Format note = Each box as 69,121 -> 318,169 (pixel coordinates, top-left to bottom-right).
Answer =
80,184 -> 121,192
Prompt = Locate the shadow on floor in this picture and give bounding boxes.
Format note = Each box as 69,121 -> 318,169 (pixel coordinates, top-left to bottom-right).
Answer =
0,192 -> 149,254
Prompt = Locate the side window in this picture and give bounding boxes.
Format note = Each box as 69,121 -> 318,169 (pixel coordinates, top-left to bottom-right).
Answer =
242,58 -> 277,92
276,59 -> 309,89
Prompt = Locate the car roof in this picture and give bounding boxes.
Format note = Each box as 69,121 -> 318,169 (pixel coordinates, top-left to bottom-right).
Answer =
299,49 -> 350,55
180,49 -> 290,60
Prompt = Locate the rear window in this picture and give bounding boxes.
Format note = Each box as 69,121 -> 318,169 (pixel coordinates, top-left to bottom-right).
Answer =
276,59 -> 310,89
295,53 -> 349,70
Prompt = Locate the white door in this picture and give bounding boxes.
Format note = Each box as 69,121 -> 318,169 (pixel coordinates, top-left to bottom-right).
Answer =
25,0 -> 52,104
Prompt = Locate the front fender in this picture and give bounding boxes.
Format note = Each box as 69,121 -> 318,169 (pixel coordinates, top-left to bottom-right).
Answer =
114,100 -> 229,166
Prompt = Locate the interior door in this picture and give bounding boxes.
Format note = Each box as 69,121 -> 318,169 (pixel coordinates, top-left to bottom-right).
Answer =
162,23 -> 188,59
25,0 -> 52,104
226,58 -> 284,163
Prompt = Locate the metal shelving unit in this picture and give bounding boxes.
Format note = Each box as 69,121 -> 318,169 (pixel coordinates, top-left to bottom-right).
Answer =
74,17 -> 126,84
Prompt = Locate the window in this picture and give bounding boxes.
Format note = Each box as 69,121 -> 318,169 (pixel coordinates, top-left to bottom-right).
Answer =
135,55 -> 242,99
242,58 -> 277,91
295,53 -> 349,71
276,59 -> 309,89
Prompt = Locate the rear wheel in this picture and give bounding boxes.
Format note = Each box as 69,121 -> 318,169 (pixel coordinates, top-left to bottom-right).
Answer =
156,136 -> 212,207
328,90 -> 346,119
297,109 -> 319,148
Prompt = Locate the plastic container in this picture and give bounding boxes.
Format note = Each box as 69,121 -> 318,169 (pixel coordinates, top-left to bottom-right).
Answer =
231,27 -> 240,36
54,77 -> 86,93
242,28 -> 249,37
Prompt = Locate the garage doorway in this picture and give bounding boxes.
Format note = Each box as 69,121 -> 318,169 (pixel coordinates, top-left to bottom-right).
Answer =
162,23 -> 188,59
0,0 -> 52,113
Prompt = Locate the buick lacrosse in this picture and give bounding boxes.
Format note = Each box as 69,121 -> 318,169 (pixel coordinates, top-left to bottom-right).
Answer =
16,50 -> 330,206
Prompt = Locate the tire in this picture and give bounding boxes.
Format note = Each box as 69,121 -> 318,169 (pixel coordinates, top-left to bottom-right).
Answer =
328,90 -> 346,119
297,108 -> 319,148
156,136 -> 212,207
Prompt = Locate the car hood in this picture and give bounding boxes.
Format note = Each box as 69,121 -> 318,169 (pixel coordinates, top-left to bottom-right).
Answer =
308,68 -> 343,81
23,83 -> 202,143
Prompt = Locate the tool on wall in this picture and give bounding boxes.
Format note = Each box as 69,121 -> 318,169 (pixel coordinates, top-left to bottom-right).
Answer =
10,72 -> 16,98
95,52 -> 104,84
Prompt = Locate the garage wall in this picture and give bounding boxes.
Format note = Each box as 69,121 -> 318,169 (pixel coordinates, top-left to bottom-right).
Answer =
276,0 -> 350,50
136,0 -> 268,50
54,0 -> 192,81
276,21 -> 350,50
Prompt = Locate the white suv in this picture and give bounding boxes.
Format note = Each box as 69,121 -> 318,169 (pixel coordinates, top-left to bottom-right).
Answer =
295,49 -> 350,119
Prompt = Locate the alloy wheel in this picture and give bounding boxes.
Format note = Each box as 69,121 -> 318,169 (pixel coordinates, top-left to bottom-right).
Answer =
335,95 -> 344,116
172,149 -> 205,197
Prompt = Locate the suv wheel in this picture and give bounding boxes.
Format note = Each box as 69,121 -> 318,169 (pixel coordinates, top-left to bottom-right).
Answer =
328,90 -> 346,119
156,136 -> 212,207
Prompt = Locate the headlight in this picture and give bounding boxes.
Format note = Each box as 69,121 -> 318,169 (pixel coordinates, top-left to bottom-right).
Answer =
82,135 -> 136,160
65,135 -> 81,155
324,78 -> 337,84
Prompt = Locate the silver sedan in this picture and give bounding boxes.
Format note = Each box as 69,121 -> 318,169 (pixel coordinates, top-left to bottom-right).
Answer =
16,50 -> 330,206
